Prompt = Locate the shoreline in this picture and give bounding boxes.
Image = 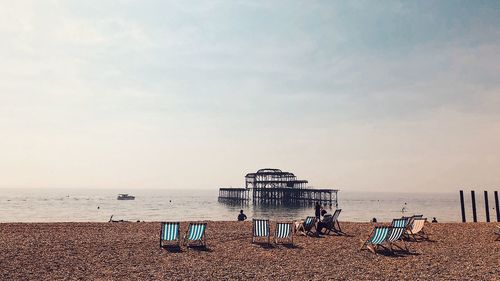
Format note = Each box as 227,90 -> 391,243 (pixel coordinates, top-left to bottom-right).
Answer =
1,222 -> 499,280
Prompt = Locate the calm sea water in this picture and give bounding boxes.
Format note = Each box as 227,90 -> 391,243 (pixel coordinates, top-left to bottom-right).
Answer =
0,188 -> 494,223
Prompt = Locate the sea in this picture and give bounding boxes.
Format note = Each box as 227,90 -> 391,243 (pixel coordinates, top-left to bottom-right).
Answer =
0,188 -> 495,223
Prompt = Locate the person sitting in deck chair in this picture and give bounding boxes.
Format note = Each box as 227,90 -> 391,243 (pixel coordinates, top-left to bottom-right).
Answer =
237,210 -> 247,221
316,209 -> 331,235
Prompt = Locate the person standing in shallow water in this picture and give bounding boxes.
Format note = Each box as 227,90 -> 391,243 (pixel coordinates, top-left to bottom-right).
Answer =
315,202 -> 321,220
237,210 -> 247,221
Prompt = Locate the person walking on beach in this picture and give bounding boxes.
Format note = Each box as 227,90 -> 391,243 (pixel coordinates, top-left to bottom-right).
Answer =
315,202 -> 321,220
237,210 -> 247,221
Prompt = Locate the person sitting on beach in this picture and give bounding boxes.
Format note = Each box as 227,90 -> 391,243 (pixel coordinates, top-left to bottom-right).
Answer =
316,209 -> 330,235
237,210 -> 247,221
432,217 -> 438,223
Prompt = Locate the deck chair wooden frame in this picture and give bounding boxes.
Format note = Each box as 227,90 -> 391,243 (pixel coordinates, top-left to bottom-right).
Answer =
405,218 -> 428,241
296,216 -> 317,236
360,226 -> 392,254
275,222 -> 293,245
386,226 -> 409,253
252,219 -> 270,245
183,222 -> 207,247
160,222 -> 181,248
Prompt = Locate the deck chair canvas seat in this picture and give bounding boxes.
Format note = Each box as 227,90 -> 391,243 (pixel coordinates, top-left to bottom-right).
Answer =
405,218 -> 428,241
275,222 -> 293,245
296,216 -> 317,236
252,219 -> 270,244
184,222 -> 207,247
402,214 -> 423,230
391,218 -> 409,229
360,226 -> 391,254
322,209 -> 343,235
160,222 -> 181,248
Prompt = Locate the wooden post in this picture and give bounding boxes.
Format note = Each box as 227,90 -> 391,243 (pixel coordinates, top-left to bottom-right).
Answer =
471,190 -> 477,222
484,191 -> 490,222
459,190 -> 466,222
494,191 -> 499,222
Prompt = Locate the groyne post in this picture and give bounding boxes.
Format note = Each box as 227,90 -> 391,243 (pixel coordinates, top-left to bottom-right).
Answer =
484,191 -> 490,222
471,190 -> 477,222
459,190 -> 466,222
494,191 -> 499,222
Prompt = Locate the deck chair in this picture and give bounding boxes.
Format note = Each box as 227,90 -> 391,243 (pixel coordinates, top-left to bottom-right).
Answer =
296,216 -> 317,236
252,219 -> 270,244
323,209 -> 343,235
391,218 -> 409,229
275,222 -> 293,245
360,226 -> 391,254
386,227 -> 409,253
405,217 -> 428,241
403,214 -> 423,228
184,222 -> 207,247
160,222 -> 180,248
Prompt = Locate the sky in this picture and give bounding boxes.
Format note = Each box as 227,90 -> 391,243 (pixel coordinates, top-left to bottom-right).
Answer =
0,1 -> 499,192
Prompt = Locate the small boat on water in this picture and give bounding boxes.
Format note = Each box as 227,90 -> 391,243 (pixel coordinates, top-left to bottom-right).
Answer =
117,194 -> 135,200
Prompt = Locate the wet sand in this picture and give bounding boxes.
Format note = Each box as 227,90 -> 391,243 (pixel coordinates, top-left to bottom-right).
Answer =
0,222 -> 498,280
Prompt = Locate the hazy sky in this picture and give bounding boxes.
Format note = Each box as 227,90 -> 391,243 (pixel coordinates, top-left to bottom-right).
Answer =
1,1 -> 499,192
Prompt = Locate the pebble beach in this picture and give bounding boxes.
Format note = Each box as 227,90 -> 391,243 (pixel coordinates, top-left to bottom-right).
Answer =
0,222 -> 498,280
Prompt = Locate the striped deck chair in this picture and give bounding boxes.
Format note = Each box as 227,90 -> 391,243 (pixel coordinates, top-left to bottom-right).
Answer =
386,227 -> 409,252
405,218 -> 428,241
391,218 -> 408,228
160,222 -> 180,248
403,214 -> 423,229
275,222 -> 293,245
360,226 -> 391,254
252,219 -> 270,244
184,222 -> 207,247
296,216 -> 317,236
323,209 -> 343,235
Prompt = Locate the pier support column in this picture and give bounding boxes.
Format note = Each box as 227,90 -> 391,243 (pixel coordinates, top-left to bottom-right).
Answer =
484,191 -> 490,222
471,190 -> 477,222
459,190 -> 466,222
494,191 -> 499,222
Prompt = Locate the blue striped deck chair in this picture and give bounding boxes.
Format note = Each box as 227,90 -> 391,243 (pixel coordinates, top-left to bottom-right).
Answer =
184,222 -> 207,247
391,218 -> 409,229
323,209 -> 343,235
296,216 -> 317,236
360,226 -> 391,254
386,227 -> 409,252
275,222 -> 293,245
160,222 -> 180,248
252,219 -> 270,244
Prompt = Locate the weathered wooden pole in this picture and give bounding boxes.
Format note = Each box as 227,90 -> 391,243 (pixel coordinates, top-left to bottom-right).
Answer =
459,190 -> 466,222
471,190 -> 477,222
494,191 -> 499,222
484,191 -> 490,222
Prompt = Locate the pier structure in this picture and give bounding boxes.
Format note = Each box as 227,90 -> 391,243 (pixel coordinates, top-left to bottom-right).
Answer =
218,188 -> 249,201
218,168 -> 338,206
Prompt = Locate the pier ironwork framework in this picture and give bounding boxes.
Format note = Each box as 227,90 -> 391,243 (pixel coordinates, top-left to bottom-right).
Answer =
218,168 -> 338,206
